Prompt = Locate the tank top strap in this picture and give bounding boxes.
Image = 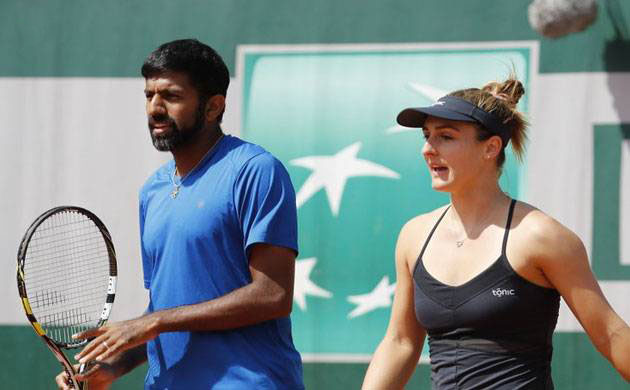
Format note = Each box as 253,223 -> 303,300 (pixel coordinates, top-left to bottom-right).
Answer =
417,206 -> 451,265
501,199 -> 517,256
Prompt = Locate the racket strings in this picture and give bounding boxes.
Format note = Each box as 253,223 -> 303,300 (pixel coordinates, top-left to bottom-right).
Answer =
30,288 -> 110,311
40,309 -> 100,345
26,232 -> 107,259
27,255 -> 109,285
23,210 -> 112,346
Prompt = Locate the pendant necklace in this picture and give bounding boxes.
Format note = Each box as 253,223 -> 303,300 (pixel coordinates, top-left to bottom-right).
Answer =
451,206 -> 494,248
170,171 -> 182,199
170,134 -> 224,199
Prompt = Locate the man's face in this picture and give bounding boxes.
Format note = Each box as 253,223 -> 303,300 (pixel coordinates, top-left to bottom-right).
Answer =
144,71 -> 206,151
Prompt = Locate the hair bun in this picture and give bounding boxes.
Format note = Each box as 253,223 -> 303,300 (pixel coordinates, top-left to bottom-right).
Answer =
482,78 -> 525,109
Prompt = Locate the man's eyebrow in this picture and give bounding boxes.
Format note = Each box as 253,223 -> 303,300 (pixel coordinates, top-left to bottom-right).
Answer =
144,85 -> 184,92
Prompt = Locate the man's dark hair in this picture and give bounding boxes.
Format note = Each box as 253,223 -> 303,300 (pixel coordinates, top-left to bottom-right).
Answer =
141,39 -> 229,100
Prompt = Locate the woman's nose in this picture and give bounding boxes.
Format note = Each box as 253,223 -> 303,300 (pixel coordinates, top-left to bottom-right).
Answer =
422,138 -> 436,157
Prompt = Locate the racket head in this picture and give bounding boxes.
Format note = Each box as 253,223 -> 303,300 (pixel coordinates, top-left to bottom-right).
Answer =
17,206 -> 117,349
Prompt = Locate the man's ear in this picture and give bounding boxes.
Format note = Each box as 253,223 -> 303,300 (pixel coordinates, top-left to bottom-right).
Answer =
205,95 -> 226,123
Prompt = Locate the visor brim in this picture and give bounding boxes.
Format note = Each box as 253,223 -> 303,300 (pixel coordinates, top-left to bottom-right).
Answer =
396,106 -> 477,128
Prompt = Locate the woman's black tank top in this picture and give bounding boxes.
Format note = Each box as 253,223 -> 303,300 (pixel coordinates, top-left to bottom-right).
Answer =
413,200 -> 560,389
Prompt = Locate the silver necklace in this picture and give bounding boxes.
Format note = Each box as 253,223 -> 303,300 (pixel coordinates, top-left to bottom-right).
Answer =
170,134 -> 224,199
450,207 -> 494,248
451,195 -> 511,247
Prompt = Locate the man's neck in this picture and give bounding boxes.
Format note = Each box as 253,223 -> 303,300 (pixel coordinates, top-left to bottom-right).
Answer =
172,125 -> 223,177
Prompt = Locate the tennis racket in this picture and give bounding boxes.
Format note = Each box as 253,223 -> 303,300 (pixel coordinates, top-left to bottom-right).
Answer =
16,206 -> 117,389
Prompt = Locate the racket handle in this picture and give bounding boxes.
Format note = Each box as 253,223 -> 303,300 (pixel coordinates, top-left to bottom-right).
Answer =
78,362 -> 89,390
63,365 -> 82,390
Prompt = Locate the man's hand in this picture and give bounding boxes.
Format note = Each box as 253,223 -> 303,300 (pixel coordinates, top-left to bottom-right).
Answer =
54,362 -> 118,390
73,316 -> 159,365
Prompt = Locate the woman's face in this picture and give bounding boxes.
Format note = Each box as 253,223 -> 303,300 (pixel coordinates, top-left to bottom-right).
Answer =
421,116 -> 489,193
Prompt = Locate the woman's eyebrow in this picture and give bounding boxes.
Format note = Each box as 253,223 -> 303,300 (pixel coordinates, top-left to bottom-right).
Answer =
426,124 -> 460,132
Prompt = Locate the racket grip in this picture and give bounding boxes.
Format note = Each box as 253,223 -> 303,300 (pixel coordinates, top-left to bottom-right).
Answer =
78,362 -> 89,390
64,365 -> 82,390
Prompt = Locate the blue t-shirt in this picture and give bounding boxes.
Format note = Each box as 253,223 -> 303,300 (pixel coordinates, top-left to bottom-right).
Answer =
139,135 -> 303,389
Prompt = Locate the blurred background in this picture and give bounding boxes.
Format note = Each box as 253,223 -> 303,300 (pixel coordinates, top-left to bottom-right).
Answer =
1,0 -> 629,388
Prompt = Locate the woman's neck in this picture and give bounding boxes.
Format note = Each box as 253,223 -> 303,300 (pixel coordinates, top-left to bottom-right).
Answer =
448,180 -> 511,231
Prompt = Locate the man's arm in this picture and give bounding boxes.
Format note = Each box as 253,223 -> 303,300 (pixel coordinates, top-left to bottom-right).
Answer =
74,243 -> 295,364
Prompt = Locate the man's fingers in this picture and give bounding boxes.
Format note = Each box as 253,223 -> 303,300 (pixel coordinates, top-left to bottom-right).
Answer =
54,371 -> 72,390
93,339 -> 122,363
72,326 -> 105,341
75,335 -> 109,361
75,363 -> 96,381
75,360 -> 116,381
75,360 -> 96,381
77,336 -> 124,364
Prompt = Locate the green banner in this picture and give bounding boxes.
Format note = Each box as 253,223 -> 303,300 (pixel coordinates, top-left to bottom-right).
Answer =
241,43 -> 531,356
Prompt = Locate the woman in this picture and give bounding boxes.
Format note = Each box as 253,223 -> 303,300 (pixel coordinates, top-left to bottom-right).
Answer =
362,77 -> 630,389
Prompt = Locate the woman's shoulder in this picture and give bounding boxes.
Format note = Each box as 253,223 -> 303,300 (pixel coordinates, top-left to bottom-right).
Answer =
399,205 -> 450,242
396,205 -> 450,267
511,200 -> 586,260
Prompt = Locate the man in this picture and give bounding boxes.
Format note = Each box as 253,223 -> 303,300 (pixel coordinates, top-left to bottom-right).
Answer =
56,39 -> 304,389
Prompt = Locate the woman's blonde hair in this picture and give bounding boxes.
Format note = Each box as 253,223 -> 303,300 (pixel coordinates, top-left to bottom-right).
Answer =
448,76 -> 528,167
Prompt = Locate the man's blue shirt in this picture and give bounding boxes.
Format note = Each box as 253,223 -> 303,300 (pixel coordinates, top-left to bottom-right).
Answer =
139,135 -> 303,389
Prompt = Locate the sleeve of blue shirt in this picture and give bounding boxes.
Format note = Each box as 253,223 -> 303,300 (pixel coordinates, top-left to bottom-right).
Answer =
234,152 -> 299,258
139,194 -> 153,290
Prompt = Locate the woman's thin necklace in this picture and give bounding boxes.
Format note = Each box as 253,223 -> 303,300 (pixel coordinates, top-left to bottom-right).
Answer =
450,206 -> 495,248
170,134 -> 224,199
452,194 -> 511,247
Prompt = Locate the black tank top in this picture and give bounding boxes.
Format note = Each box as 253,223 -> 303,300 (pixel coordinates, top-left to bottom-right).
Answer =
413,200 -> 560,389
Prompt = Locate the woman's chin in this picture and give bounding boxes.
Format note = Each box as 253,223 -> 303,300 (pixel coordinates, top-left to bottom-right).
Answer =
430,180 -> 452,192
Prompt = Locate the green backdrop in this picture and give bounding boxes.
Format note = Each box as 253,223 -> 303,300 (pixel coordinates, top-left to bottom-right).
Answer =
1,1 -> 629,388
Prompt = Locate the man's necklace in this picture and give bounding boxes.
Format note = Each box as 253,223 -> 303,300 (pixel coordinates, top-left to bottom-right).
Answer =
170,134 -> 224,199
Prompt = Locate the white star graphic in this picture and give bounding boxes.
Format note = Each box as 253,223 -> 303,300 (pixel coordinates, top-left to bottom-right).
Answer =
386,124 -> 416,134
290,142 -> 400,216
386,82 -> 448,134
293,257 -> 333,311
346,276 -> 397,319
407,82 -> 446,102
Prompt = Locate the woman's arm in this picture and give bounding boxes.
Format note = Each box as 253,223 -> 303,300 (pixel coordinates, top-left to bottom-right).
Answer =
529,212 -> 630,381
362,219 -> 427,389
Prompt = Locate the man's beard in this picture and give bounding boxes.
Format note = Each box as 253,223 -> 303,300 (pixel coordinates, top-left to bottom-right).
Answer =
148,104 -> 205,152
